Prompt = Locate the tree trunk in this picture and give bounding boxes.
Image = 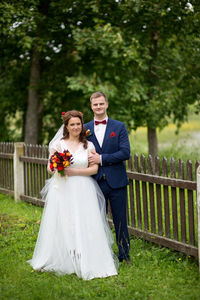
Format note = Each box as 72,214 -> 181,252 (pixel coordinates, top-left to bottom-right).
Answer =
37,102 -> 44,144
147,28 -> 159,159
24,48 -> 41,144
147,126 -> 158,159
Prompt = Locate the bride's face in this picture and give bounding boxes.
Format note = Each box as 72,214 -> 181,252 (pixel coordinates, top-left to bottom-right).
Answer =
66,117 -> 82,138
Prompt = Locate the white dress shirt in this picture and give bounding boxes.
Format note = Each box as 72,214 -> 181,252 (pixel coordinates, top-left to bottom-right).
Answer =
94,116 -> 108,148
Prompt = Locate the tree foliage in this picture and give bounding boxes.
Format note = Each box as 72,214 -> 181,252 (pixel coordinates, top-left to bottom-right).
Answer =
66,0 -> 200,155
0,0 -> 200,151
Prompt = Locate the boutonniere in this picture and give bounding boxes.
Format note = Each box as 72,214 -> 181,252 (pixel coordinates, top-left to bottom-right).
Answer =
110,131 -> 117,138
85,129 -> 92,137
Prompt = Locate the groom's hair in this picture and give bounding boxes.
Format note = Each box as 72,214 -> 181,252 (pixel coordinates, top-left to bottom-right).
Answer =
90,91 -> 108,103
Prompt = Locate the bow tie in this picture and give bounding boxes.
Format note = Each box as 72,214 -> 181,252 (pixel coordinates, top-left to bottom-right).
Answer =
95,120 -> 107,125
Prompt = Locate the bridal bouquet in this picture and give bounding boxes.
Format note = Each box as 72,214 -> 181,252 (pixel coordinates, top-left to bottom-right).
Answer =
49,150 -> 73,176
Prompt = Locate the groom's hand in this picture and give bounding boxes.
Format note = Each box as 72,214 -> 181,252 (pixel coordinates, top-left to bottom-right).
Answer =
88,150 -> 101,164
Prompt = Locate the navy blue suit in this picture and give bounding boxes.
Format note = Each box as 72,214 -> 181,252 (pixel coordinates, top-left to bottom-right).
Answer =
85,118 -> 130,261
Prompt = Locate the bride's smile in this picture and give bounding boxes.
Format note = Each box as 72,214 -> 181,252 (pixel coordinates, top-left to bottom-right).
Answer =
66,117 -> 82,138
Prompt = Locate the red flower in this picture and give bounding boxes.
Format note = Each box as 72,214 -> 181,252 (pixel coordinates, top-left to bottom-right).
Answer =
49,149 -> 73,176
57,165 -> 64,171
110,131 -> 117,138
61,112 -> 66,115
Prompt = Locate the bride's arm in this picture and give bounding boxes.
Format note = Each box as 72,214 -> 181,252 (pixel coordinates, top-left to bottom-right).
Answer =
47,153 -> 56,175
47,142 -> 62,175
47,163 -> 56,175
64,163 -> 98,176
65,147 -> 98,176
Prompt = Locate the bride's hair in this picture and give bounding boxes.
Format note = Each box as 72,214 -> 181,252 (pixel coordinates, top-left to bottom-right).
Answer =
61,110 -> 88,149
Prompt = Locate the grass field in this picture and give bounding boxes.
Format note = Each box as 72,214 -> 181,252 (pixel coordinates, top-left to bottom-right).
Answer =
1,115 -> 200,299
129,113 -> 200,164
0,195 -> 200,300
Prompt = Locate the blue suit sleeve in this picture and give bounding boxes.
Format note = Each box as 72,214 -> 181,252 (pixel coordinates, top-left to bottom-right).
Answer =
101,124 -> 130,165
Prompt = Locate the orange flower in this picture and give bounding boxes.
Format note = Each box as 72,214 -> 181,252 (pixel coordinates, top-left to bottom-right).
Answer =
49,149 -> 73,177
86,129 -> 92,137
63,161 -> 70,167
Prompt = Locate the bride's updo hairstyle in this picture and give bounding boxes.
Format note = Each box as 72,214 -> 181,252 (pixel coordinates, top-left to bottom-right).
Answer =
61,110 -> 88,149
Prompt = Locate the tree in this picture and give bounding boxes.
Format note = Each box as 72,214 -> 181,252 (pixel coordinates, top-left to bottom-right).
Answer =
119,0 -> 200,157
66,0 -> 200,157
1,0 -> 200,151
0,0 -> 96,143
0,0 -> 50,143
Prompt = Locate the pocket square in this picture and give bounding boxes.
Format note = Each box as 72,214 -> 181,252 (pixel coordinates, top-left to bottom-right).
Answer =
110,131 -> 117,138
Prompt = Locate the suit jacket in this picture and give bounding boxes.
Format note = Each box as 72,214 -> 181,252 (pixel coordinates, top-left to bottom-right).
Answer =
85,118 -> 130,189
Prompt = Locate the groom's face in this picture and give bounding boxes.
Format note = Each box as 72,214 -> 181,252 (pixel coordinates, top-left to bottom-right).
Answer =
91,96 -> 108,119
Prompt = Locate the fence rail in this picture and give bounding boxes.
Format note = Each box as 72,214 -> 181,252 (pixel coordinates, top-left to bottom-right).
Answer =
0,142 -> 199,263
126,154 -> 199,257
0,142 -> 14,195
21,144 -> 50,203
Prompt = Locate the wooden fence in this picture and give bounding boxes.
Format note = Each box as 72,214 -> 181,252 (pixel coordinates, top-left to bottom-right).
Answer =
20,144 -> 50,206
0,142 -> 199,261
126,154 -> 199,257
0,142 -> 14,195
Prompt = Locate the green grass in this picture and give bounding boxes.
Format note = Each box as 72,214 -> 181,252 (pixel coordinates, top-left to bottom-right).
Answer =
129,114 -> 200,164
0,194 -> 200,300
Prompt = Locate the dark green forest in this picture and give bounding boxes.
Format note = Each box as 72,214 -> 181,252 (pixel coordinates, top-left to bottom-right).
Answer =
1,0 -> 200,156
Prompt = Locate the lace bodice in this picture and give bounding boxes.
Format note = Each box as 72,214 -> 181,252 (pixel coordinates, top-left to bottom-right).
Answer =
51,139 -> 95,169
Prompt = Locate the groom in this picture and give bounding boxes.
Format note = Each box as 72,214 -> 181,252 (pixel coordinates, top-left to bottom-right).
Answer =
85,91 -> 130,263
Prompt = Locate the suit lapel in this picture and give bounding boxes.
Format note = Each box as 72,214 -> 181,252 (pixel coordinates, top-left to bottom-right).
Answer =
88,121 -> 102,152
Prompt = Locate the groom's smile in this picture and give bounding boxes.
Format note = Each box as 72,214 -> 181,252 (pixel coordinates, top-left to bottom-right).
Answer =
91,96 -> 108,120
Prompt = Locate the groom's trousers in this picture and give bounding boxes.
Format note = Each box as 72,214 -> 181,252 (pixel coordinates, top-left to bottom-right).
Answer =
98,177 -> 130,261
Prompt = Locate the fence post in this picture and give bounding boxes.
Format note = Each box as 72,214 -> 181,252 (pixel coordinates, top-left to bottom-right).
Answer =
14,142 -> 24,202
196,165 -> 200,273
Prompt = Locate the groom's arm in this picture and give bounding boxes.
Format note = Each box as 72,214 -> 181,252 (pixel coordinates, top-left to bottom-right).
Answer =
101,123 -> 130,166
88,123 -> 130,165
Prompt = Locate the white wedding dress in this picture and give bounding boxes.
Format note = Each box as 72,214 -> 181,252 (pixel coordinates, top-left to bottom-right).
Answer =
28,139 -> 118,280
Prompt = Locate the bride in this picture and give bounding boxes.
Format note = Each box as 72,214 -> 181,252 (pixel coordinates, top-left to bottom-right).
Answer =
27,110 -> 118,280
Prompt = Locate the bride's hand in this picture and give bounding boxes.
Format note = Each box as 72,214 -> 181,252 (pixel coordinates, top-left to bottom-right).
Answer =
65,167 -> 77,176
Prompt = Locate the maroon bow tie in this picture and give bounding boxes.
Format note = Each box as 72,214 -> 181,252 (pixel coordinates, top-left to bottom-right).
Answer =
95,120 -> 107,125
